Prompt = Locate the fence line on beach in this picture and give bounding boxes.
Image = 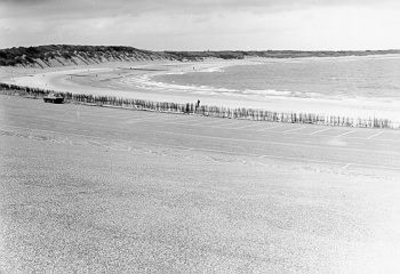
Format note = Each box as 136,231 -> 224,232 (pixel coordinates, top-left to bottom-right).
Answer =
0,82 -> 396,129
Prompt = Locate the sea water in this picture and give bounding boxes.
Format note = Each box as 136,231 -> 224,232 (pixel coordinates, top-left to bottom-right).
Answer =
151,55 -> 400,100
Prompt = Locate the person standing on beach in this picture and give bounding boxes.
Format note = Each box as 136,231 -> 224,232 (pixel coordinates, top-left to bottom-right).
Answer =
196,99 -> 200,112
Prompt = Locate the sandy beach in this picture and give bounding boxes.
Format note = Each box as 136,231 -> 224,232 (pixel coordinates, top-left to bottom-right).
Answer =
1,96 -> 400,273
2,58 -> 400,124
3,0 -> 400,271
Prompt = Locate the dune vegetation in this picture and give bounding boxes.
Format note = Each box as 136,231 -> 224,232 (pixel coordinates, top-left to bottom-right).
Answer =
1,44 -> 400,68
0,45 -> 200,67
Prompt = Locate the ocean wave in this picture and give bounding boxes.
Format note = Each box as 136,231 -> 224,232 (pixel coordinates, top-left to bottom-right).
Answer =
241,89 -> 325,99
119,74 -> 237,94
115,68 -> 395,102
118,74 -> 331,100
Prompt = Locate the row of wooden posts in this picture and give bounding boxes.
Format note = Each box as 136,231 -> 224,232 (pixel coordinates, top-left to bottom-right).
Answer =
0,82 -> 396,129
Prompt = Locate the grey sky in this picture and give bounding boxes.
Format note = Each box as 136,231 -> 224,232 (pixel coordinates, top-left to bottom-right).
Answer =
1,0 -> 399,50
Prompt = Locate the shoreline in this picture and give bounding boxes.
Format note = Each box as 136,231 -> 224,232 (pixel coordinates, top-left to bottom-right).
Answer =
1,57 -> 400,122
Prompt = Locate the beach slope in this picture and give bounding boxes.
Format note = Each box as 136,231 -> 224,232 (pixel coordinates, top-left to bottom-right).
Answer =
1,96 -> 400,273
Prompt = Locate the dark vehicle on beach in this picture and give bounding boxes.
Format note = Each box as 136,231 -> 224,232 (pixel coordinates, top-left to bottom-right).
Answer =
43,93 -> 64,104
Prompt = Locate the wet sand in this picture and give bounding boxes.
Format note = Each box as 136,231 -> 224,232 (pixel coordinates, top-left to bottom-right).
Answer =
1,96 -> 400,273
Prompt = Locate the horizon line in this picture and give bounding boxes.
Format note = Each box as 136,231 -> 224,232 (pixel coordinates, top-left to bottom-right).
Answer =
1,44 -> 400,52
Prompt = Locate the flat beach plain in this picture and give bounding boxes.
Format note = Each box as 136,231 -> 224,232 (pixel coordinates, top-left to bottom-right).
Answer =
1,96 -> 400,273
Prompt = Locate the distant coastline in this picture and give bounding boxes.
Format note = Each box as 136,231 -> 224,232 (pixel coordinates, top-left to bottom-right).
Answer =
1,44 -> 400,68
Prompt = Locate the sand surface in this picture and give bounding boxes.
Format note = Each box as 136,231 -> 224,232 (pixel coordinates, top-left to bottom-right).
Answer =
1,96 -> 400,273
2,59 -> 400,124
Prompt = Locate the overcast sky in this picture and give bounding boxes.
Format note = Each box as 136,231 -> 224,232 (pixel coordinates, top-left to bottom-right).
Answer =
1,0 -> 399,50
